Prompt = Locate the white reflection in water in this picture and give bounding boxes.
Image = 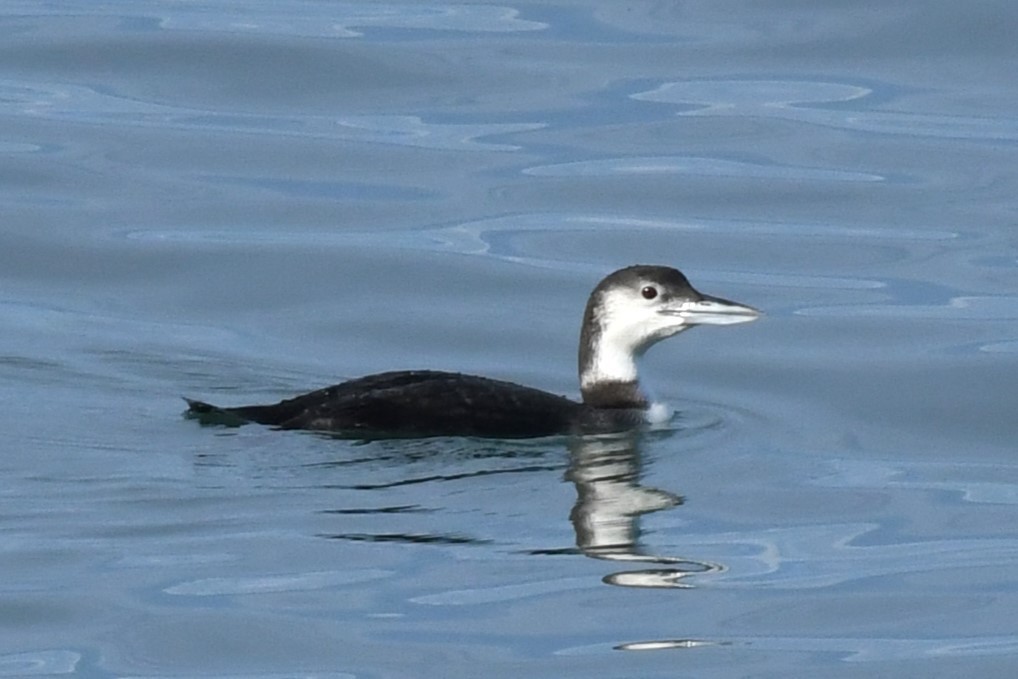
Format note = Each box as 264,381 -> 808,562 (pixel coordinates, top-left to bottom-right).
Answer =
119,212 -> 949,293
335,115 -> 543,150
633,79 -> 1018,140
524,156 -> 884,182
800,295 -> 1018,320
816,458 -> 1018,505
1,1 -> 547,37
617,639 -> 721,651
120,674 -> 354,679
164,568 -> 391,595
0,80 -> 541,150
0,650 -> 80,676
675,522 -> 1018,589
411,576 -> 593,606
558,634 -> 1018,661
980,339 -> 1018,354
160,2 -> 548,37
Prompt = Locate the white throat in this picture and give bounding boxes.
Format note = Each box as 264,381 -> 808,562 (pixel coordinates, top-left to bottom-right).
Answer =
580,333 -> 640,388
581,304 -> 690,389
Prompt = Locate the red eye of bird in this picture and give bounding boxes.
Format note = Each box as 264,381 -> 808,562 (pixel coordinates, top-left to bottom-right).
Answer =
641,286 -> 658,300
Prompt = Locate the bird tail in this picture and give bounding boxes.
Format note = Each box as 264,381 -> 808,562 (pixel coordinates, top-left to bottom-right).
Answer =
182,397 -> 252,426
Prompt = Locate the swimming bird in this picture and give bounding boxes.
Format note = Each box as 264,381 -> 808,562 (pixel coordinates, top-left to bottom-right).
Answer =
184,265 -> 758,439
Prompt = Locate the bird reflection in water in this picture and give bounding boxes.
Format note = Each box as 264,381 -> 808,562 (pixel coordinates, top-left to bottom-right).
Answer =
312,428 -> 722,589
568,431 -> 723,588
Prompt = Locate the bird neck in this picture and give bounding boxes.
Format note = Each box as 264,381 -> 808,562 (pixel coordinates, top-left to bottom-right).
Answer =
580,378 -> 648,409
579,321 -> 647,408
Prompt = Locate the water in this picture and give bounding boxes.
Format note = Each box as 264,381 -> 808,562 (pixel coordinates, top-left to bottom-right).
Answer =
3,1 -> 1017,677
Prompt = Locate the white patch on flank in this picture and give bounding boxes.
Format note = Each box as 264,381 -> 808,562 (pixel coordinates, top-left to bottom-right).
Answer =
644,401 -> 674,425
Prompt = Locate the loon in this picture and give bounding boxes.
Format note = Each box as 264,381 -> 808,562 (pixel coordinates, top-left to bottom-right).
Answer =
185,265 -> 758,439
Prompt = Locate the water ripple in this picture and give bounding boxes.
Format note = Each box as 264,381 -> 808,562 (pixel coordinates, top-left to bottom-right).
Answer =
160,2 -> 547,38
0,80 -> 542,150
799,295 -> 1018,320
815,459 -> 1018,505
120,674 -> 354,679
5,1 -> 546,38
119,211 -> 952,295
558,634 -> 1018,661
524,155 -> 884,182
164,568 -> 391,596
633,79 -> 1018,141
0,650 -> 79,676
674,523 -> 1018,589
412,575 -> 592,605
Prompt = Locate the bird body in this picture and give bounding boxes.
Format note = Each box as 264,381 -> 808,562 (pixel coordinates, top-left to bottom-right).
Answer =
185,265 -> 758,439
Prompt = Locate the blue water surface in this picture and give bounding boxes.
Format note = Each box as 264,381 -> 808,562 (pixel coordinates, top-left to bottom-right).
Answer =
2,1 -> 1018,677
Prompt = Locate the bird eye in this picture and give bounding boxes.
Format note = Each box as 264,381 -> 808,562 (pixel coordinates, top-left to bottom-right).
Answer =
641,286 -> 658,300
